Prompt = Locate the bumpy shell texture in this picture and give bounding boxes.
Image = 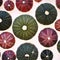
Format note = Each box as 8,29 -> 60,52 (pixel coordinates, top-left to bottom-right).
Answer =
16,43 -> 38,60
0,11 -> 12,30
36,3 -> 57,25
13,15 -> 38,40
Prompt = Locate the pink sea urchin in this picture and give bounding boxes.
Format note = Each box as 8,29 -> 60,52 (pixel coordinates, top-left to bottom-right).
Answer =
38,28 -> 58,47
0,32 -> 15,49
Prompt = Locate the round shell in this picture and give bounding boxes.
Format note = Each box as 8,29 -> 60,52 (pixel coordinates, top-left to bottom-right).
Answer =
0,11 -> 12,30
16,0 -> 33,12
57,41 -> 60,52
35,3 -> 57,25
13,15 -> 38,40
16,43 -> 38,60
55,19 -> 60,31
41,49 -> 53,60
4,0 -> 14,11
0,32 -> 15,49
56,0 -> 60,9
2,50 -> 16,60
38,28 -> 58,47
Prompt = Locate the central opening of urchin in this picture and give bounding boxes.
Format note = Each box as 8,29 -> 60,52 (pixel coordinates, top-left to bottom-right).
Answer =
46,55 -> 49,58
25,54 -> 29,58
8,57 -> 10,60
4,40 -> 6,43
22,25 -> 27,30
45,11 -> 49,15
22,0 -> 26,4
8,4 -> 10,7
48,37 -> 51,40
0,18 -> 2,23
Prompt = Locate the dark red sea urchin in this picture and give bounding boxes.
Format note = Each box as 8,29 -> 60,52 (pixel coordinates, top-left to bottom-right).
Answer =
56,0 -> 60,9
4,0 -> 14,11
35,0 -> 42,2
38,28 -> 58,47
16,0 -> 33,12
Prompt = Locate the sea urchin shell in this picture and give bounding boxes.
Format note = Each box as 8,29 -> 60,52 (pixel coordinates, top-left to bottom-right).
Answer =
41,49 -> 53,60
17,43 -> 38,60
2,50 -> 16,60
13,15 -> 38,40
56,0 -> 60,9
0,32 -> 15,49
36,3 -> 57,25
16,0 -> 33,12
0,11 -> 12,30
38,28 -> 58,47
55,19 -> 60,31
57,41 -> 60,52
4,0 -> 14,11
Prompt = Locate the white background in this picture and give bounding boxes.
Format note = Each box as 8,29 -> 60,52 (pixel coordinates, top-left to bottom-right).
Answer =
0,0 -> 60,60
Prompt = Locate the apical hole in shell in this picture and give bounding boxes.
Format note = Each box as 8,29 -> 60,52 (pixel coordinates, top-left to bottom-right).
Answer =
22,25 -> 27,30
45,11 -> 49,15
25,54 -> 29,58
